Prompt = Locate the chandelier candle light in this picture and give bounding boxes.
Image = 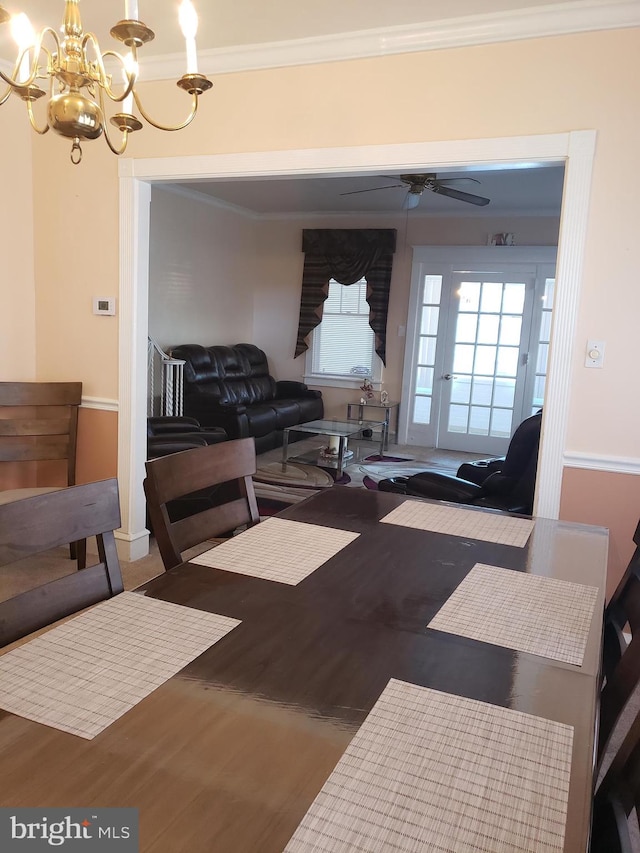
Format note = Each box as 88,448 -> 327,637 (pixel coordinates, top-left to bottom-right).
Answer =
0,0 -> 212,163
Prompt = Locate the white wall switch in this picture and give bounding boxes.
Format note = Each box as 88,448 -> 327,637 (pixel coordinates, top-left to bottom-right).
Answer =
585,339 -> 605,368
93,297 -> 116,316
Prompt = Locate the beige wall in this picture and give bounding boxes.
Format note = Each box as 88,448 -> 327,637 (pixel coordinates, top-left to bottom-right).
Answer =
1,96 -> 35,380
149,188 -> 256,350
6,25 -> 639,583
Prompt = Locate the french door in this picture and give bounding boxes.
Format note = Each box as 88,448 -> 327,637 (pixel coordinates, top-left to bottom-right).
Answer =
400,247 -> 557,455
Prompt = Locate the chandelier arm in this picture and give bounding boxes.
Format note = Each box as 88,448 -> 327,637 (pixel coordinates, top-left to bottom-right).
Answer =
83,34 -> 133,101
98,88 -> 129,156
133,89 -> 199,132
99,49 -> 136,102
26,99 -> 50,135
0,26 -> 58,90
0,85 -> 12,106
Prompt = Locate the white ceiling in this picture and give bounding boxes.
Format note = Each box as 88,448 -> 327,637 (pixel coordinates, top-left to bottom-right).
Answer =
172,165 -> 565,217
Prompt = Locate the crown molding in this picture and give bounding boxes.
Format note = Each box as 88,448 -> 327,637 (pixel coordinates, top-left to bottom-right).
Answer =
138,1 -> 640,81
156,183 -> 562,220
153,183 -> 262,219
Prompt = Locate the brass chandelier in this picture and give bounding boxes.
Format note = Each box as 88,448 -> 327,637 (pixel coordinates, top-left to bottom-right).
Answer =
0,0 -> 212,163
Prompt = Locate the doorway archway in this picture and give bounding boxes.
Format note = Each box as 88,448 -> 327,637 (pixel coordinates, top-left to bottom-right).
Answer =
116,131 -> 595,560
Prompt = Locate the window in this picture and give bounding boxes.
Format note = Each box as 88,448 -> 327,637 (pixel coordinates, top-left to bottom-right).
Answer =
305,278 -> 381,386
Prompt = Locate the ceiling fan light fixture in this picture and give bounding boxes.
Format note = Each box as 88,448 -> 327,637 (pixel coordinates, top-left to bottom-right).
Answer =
404,192 -> 421,210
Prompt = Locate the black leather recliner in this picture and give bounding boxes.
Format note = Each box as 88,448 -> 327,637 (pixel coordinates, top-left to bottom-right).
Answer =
378,411 -> 542,515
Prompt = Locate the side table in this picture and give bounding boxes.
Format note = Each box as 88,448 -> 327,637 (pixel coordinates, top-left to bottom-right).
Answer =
346,401 -> 400,450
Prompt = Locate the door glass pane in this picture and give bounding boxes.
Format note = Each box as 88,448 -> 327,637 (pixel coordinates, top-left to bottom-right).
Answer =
420,305 -> 439,336
474,345 -> 497,375
533,375 -> 546,410
490,408 -> 513,437
415,366 -> 434,395
418,336 -> 436,365
423,275 -> 442,304
496,346 -> 518,377
456,314 -> 477,343
499,315 -> 522,345
493,378 -> 516,408
539,310 -> 552,342
453,344 -> 474,373
503,282 -> 526,313
543,278 -> 555,309
469,406 -> 490,435
480,281 -> 502,313
471,378 -> 493,406
448,404 -> 469,433
413,396 -> 431,424
459,281 -> 480,313
451,377 -> 471,405
477,314 -> 499,344
537,343 -> 549,374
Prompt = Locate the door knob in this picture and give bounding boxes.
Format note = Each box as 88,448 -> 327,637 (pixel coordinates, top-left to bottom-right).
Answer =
443,373 -> 454,380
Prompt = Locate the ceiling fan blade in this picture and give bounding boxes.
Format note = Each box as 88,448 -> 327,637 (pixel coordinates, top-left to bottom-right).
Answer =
430,185 -> 490,206
435,177 -> 481,186
339,184 -> 405,197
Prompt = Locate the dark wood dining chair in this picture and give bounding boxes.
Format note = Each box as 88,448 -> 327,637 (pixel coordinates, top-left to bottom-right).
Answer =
592,705 -> 640,852
0,479 -> 124,647
0,381 -> 85,567
598,520 -> 640,762
144,438 -> 260,571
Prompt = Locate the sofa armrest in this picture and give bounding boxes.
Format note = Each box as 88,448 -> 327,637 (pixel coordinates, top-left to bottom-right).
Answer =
148,416 -> 201,435
406,472 -> 484,503
275,381 -> 322,400
185,397 -> 249,439
147,434 -> 209,459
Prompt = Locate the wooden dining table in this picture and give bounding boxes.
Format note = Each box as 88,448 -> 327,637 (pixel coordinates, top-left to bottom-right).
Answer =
0,488 -> 608,852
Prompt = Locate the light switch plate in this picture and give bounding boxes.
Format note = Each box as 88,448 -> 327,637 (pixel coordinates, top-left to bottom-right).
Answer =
93,297 -> 116,316
585,339 -> 605,368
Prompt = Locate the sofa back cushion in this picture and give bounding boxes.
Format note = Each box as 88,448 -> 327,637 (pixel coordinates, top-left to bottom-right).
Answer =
171,343 -> 276,405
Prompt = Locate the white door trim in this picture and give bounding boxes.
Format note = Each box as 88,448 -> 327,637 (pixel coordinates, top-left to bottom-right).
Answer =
117,130 -> 595,558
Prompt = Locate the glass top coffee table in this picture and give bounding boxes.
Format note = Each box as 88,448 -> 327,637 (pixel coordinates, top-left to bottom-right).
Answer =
282,418 -> 386,477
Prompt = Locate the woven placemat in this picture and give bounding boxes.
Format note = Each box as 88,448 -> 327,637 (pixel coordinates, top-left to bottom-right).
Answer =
285,678 -> 573,853
190,517 -> 360,585
0,592 -> 240,739
429,562 -> 599,665
380,500 -> 534,547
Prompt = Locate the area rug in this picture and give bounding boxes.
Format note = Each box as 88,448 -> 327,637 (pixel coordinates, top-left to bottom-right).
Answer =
253,455 -> 412,516
253,460 -> 337,516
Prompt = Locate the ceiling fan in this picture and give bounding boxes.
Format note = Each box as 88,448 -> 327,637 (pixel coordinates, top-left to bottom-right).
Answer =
340,173 -> 491,209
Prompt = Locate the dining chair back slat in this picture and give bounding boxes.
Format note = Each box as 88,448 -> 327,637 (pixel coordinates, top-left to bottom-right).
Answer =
0,381 -> 84,567
592,705 -> 640,851
0,479 -> 124,647
0,382 -> 81,480
599,524 -> 640,762
144,438 -> 260,571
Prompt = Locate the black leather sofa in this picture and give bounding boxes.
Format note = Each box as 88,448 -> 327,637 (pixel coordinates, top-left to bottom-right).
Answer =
170,343 -> 324,454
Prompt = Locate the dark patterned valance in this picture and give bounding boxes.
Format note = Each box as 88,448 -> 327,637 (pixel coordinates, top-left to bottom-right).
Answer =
294,229 -> 397,365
